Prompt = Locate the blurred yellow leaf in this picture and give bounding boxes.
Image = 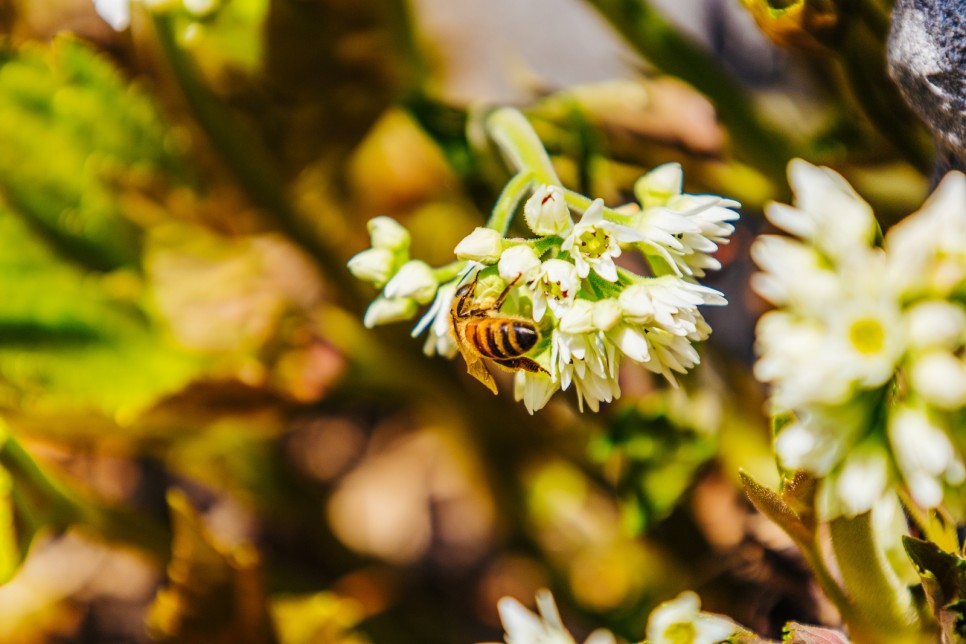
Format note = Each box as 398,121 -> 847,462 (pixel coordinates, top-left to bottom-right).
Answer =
147,489 -> 276,643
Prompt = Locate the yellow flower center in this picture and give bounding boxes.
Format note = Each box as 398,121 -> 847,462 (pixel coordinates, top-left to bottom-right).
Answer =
664,622 -> 698,644
578,227 -> 610,259
849,317 -> 885,355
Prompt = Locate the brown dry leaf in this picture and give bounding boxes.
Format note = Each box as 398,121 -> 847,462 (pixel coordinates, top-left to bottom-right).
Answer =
147,489 -> 276,644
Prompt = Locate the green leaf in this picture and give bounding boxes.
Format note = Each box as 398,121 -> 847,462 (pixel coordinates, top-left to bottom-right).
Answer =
903,537 -> 966,642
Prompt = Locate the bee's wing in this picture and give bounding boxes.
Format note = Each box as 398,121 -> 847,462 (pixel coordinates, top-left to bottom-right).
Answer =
459,347 -> 498,394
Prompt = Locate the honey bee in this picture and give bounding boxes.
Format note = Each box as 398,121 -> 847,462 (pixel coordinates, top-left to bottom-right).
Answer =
450,274 -> 548,394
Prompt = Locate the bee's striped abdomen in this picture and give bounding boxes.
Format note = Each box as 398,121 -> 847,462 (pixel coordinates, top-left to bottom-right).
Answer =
467,318 -> 538,359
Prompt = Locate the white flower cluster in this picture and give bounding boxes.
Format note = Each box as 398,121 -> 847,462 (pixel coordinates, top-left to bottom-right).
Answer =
350,164 -> 737,413
753,159 -> 966,518
491,588 -> 735,644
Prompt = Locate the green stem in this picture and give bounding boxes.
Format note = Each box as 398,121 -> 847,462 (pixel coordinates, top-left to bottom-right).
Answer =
829,511 -> 918,641
149,13 -> 366,311
583,0 -> 796,184
486,109 -> 560,184
487,171 -> 534,234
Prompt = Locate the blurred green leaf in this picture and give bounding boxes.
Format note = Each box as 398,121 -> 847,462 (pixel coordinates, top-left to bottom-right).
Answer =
0,203 -> 204,418
0,36 -> 186,270
592,393 -> 717,532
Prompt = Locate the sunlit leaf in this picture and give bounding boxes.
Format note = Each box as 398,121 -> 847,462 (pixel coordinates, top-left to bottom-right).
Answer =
903,537 -> 966,643
271,592 -> 370,644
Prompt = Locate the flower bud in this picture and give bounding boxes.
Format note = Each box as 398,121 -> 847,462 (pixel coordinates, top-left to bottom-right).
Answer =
618,283 -> 654,321
367,216 -> 410,251
347,247 -> 396,287
454,227 -> 504,263
906,300 -> 966,351
475,274 -> 507,302
593,298 -> 622,331
524,185 -> 573,236
363,296 -> 418,328
910,351 -> 966,409
498,245 -> 541,283
384,260 -> 438,304
634,163 -> 683,209
560,299 -> 595,334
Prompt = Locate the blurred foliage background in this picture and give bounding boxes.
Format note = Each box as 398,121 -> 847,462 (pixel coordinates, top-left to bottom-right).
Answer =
0,0 -> 931,642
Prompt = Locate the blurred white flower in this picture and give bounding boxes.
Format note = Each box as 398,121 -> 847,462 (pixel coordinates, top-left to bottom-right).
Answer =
94,0 -> 131,30
832,447 -> 891,517
889,406 -> 965,508
886,171 -> 966,296
455,227 -> 504,263
524,185 -> 573,237
497,589 -> 615,644
905,300 -> 966,351
646,591 -> 735,644
766,159 -> 876,261
753,160 -> 966,516
909,351 -> 966,410
384,260 -> 438,305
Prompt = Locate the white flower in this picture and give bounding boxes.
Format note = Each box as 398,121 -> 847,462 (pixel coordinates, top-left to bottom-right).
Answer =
499,245 -> 543,284
412,282 -> 459,358
455,227 -> 504,263
347,247 -> 396,287
889,406 -> 964,508
530,259 -> 579,322
832,447 -> 890,517
368,215 -> 411,251
94,0 -> 131,30
885,171 -> 966,296
384,260 -> 438,304
514,369 -> 559,415
774,407 -> 867,476
750,235 -> 841,312
905,300 -> 966,351
363,296 -> 418,328
634,162 -> 683,209
646,591 -> 736,644
497,589 -> 615,644
766,159 -> 876,261
591,299 -> 621,332
524,185 -> 573,237
550,319 -> 620,413
829,293 -> 904,390
561,199 -> 641,281
619,278 -> 724,337
909,351 -> 966,409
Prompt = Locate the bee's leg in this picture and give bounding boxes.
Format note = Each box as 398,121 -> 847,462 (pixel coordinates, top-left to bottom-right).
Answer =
458,272 -> 482,317
492,356 -> 548,375
491,274 -> 522,311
